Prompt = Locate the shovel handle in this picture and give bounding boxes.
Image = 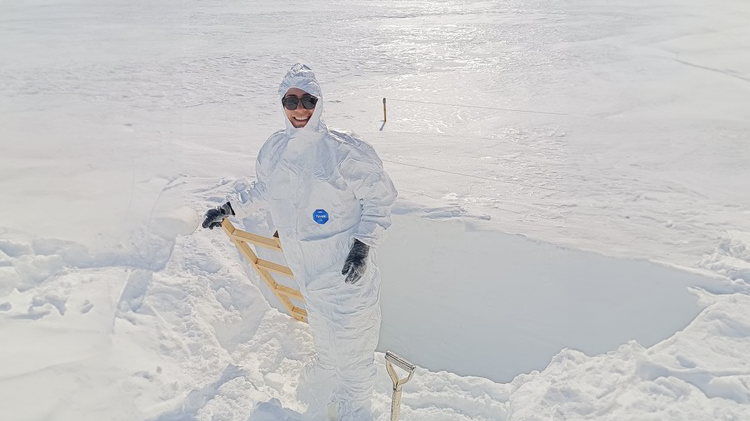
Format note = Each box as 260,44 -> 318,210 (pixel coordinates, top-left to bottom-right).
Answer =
385,351 -> 416,421
386,351 -> 415,388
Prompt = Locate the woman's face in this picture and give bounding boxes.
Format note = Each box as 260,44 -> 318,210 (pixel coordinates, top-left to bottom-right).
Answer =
283,87 -> 315,128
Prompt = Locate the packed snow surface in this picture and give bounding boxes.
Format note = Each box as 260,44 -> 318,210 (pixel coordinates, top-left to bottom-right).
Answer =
2,0 -> 750,420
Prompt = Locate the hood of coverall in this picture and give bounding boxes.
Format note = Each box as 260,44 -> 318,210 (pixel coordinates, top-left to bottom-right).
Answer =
278,63 -> 327,137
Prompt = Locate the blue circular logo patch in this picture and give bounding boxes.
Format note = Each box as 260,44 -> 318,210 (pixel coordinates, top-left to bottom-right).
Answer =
313,209 -> 329,224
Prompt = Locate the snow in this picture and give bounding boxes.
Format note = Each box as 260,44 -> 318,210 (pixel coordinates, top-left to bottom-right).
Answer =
2,0 -> 750,419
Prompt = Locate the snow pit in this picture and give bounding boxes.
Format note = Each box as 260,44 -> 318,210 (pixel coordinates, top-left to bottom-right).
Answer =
245,213 -> 722,384
376,215 -> 720,383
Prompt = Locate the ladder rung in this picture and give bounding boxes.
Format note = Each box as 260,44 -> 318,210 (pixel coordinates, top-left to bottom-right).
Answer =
292,307 -> 308,318
276,284 -> 304,301
257,259 -> 294,277
231,230 -> 282,251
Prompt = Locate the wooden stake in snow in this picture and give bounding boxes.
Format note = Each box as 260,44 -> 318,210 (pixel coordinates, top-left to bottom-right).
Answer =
383,97 -> 387,123
221,219 -> 307,323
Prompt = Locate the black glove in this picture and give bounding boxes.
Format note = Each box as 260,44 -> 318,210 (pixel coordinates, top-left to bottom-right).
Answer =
202,202 -> 234,229
341,239 -> 370,284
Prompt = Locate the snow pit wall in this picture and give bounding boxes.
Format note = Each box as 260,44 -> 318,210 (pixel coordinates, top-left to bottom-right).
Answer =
376,215 -> 717,383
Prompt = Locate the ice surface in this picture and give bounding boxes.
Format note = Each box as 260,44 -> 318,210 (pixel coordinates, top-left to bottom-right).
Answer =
2,0 -> 750,419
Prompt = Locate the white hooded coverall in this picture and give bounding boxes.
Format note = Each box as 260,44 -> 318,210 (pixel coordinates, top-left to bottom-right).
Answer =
228,64 -> 397,411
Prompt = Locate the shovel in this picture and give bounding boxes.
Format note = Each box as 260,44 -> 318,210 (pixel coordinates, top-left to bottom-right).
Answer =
385,351 -> 416,421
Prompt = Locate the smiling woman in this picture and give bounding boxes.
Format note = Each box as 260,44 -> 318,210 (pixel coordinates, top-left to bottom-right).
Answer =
282,87 -> 317,128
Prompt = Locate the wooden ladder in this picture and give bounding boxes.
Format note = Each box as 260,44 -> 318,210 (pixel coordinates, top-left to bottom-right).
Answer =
221,219 -> 307,323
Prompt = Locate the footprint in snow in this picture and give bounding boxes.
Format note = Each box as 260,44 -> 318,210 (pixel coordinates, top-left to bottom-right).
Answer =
80,300 -> 94,314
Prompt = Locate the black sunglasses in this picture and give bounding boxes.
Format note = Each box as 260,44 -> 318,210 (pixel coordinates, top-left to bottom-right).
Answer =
282,93 -> 318,110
